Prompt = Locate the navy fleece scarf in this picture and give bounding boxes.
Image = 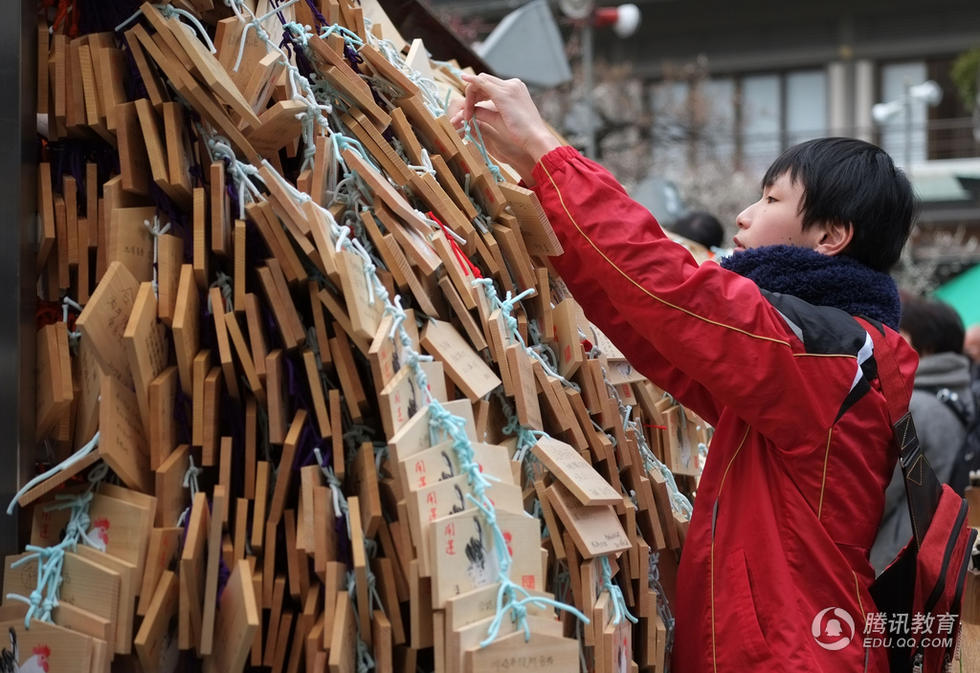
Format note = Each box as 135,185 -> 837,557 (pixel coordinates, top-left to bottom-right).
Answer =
719,245 -> 901,329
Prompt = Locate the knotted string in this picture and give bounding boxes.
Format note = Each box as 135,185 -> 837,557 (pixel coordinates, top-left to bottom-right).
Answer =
176,455 -> 202,527
5,458 -> 108,628
144,215 -> 172,298
61,296 -> 83,348
599,555 -> 638,626
462,118 -> 503,183
208,271 -> 235,314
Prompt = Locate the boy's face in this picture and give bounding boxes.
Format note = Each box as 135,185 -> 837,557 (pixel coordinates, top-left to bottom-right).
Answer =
733,171 -> 825,252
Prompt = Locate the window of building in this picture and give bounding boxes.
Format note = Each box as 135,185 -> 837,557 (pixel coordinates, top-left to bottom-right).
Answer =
877,61 -> 930,167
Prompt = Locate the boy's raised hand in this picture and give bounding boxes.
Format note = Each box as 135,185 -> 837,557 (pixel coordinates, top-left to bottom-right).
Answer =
449,73 -> 560,184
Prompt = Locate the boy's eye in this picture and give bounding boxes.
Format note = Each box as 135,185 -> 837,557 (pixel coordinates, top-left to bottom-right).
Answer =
766,196 -> 777,204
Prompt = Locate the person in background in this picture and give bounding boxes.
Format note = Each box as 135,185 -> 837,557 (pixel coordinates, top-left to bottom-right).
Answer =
964,323 -> 980,392
668,211 -> 725,250
964,323 -> 980,365
871,293 -> 975,572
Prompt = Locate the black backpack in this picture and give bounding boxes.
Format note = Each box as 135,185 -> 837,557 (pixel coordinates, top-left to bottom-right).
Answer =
935,386 -> 980,495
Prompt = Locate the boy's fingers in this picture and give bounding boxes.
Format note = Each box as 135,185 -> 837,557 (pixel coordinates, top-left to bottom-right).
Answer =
462,73 -> 512,120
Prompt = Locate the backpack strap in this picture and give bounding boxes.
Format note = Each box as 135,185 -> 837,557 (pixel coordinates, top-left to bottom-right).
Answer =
935,388 -> 972,427
856,317 -> 943,550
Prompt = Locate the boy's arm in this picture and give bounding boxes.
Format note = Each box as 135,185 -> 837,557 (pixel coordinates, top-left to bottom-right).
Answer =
559,278 -> 723,425
533,147 -> 863,451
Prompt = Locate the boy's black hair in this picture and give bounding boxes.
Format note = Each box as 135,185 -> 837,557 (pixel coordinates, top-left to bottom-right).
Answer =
899,293 -> 965,355
762,137 -> 917,272
669,211 -> 725,249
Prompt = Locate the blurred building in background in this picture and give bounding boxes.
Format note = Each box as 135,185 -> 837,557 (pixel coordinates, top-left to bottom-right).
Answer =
430,0 -> 980,290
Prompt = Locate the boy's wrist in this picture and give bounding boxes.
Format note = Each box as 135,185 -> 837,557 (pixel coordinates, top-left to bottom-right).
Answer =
525,132 -> 561,166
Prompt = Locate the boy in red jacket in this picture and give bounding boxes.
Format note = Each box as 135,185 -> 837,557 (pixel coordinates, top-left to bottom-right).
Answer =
451,74 -> 918,672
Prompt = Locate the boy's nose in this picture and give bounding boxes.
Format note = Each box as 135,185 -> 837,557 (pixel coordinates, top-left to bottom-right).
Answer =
735,204 -> 752,230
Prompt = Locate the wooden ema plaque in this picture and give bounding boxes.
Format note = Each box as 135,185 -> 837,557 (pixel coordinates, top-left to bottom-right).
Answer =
76,260 -> 139,387
531,436 -> 621,506
429,509 -> 543,608
545,482 -> 631,559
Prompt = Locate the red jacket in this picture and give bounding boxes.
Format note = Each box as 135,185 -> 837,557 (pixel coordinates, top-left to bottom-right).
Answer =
530,147 -> 918,672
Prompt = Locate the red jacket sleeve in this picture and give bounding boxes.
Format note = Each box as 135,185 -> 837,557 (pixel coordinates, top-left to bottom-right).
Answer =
555,269 -> 723,425
532,147 -> 861,451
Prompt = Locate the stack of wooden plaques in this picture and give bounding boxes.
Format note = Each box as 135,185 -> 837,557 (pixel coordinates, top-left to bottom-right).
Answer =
5,1 -> 709,672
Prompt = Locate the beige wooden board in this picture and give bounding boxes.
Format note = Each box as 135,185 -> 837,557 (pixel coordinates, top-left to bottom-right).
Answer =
209,287 -> 241,401
398,440 -> 515,494
138,526 -> 182,616
193,186 -> 210,286
180,492 -> 208,653
76,260 -> 139,387
268,410 -> 307,527
114,100 -> 151,195
154,444 -> 190,528
337,246 -> 387,343
443,583 -> 551,632
226,310 -> 264,400
498,182 -> 563,256
0,618 -> 96,673
420,319 -> 501,401
378,360 -> 448,439
172,264 -> 200,395
163,101 -> 193,206
203,559 -> 261,673
506,344 -> 543,430
340,149 -> 431,236
445,611 -> 561,673
531,436 -> 621,506
108,205 -> 156,283
368,310 -> 420,390
200,484 -> 229,654
4,551 -> 120,652
74,544 -> 138,654
100,375 -> 152,493
125,282 -> 169,438
546,482 -> 631,559
134,569 -> 180,673
464,629 -> 579,673
387,399 -> 476,463
148,366 -> 179,471
157,233 -> 184,326
429,509 -> 543,607
35,323 -> 70,439
409,474 -> 523,577
191,350 -> 212,447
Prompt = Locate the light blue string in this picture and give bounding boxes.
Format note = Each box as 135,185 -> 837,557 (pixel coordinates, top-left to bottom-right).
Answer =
5,465 -> 107,628
365,34 -> 446,116
62,296 -> 83,348
144,216 -> 172,298
599,556 -> 638,626
649,551 -> 676,664
599,364 -> 694,521
472,279 -> 580,392
6,432 -> 100,515
462,119 -> 504,183
320,24 -> 365,49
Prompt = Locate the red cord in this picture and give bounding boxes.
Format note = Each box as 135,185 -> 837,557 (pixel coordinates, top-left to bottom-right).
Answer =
428,211 -> 482,279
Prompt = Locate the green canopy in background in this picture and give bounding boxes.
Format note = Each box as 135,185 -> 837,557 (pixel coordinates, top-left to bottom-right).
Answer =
934,263 -> 980,328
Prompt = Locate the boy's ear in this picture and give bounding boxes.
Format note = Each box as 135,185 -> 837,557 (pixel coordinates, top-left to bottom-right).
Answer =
813,220 -> 853,256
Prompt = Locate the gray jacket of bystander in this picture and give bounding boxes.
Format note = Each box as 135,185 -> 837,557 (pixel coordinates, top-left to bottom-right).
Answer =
870,351 -> 975,574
